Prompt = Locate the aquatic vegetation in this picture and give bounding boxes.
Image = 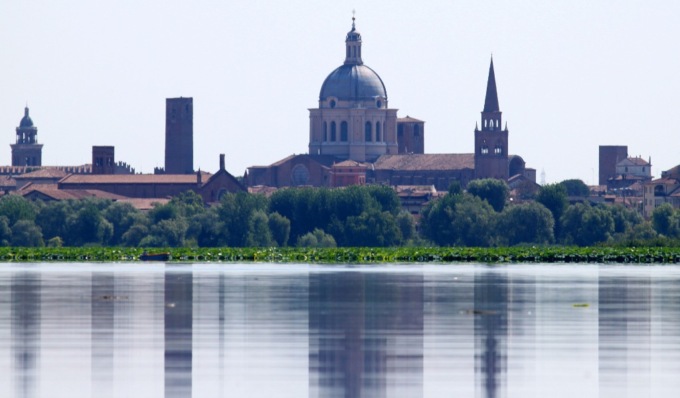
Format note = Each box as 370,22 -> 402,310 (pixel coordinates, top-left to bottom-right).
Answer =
1,246 -> 680,263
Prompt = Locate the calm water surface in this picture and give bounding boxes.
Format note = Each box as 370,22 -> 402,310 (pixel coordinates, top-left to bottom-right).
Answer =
1,263 -> 680,398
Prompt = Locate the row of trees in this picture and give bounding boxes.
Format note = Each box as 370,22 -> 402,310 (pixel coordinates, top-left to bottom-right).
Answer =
0,186 -> 416,248
420,179 -> 660,247
0,179 -> 675,247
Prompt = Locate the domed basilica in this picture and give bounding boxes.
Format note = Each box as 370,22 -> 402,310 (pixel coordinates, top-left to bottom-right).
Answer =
245,18 -> 534,191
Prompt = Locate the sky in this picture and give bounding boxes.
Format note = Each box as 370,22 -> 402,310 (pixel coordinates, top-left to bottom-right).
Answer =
1,0 -> 678,184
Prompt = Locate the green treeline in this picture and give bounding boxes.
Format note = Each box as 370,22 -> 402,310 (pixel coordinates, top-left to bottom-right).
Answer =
0,179 -> 678,248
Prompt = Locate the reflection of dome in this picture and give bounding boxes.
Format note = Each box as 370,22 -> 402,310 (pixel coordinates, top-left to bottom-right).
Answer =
20,107 -> 34,128
320,64 -> 387,101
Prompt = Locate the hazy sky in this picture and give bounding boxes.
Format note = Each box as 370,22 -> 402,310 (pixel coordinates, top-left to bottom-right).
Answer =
1,1 -> 678,184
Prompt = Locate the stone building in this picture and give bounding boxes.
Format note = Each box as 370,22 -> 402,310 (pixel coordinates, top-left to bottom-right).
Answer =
248,19 -> 535,191
307,17 -> 398,162
642,165 -> 680,218
11,107 -> 43,166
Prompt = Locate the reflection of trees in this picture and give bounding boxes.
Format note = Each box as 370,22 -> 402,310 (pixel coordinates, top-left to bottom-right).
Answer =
309,271 -> 424,397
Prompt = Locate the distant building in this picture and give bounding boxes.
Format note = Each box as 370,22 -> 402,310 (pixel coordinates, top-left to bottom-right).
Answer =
307,17 -> 398,162
246,19 -> 533,191
397,117 -> 425,154
11,107 -> 43,166
599,145 -> 628,185
92,146 -> 115,175
165,97 -> 193,174
643,165 -> 680,218
474,58 -> 509,180
608,156 -> 652,191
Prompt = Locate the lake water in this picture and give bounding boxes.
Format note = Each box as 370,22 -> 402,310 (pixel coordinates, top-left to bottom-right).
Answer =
1,263 -> 680,398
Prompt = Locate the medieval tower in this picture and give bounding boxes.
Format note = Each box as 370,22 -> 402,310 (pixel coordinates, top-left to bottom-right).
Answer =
11,107 -> 43,166
165,97 -> 194,174
474,58 -> 509,180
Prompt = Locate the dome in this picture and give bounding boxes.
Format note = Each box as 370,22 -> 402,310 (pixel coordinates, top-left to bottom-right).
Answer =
19,107 -> 34,128
319,64 -> 387,101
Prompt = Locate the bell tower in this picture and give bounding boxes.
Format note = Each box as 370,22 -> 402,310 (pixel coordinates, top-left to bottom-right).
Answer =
474,58 -> 508,180
11,106 -> 43,166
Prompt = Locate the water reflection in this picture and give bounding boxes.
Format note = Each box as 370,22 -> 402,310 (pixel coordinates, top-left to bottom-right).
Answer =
11,269 -> 40,398
1,264 -> 680,397
309,271 -> 424,397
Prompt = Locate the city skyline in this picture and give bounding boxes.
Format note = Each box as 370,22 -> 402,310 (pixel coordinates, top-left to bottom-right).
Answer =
1,1 -> 678,184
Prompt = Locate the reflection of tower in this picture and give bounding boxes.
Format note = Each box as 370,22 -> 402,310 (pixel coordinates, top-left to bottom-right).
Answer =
11,270 -> 41,398
474,58 -> 509,180
165,97 -> 194,174
474,271 -> 508,398
165,269 -> 193,397
309,271 -> 424,397
598,272 -> 651,396
91,272 -> 115,397
11,106 -> 43,166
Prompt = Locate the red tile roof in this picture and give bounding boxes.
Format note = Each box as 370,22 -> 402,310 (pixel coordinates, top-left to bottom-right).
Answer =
59,173 -> 210,185
373,154 -> 474,171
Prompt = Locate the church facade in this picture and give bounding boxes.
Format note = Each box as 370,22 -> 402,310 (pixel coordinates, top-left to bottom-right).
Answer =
245,18 -> 533,191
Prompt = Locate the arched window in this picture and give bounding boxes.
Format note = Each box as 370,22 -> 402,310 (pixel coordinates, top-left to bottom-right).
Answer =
365,121 -> 372,142
376,122 -> 381,142
331,121 -> 337,141
484,119 -> 487,128
340,121 -> 348,141
323,122 -> 328,141
494,141 -> 503,155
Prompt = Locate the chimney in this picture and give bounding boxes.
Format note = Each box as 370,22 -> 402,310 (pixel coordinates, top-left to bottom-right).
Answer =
197,169 -> 202,185
219,154 -> 225,171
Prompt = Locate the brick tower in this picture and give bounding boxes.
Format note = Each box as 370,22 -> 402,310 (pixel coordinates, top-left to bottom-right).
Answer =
474,58 -> 509,180
11,106 -> 43,166
165,97 -> 193,174
92,146 -> 115,174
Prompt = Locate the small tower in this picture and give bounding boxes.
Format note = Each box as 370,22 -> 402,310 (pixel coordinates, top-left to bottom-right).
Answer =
92,146 -> 115,174
11,106 -> 43,166
474,58 -> 509,180
165,97 -> 193,174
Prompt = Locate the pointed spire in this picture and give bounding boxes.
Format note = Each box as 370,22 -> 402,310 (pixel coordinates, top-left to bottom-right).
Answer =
483,56 -> 500,113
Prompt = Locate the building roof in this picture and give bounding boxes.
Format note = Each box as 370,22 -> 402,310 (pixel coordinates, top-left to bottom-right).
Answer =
617,157 -> 650,167
483,58 -> 500,113
397,116 -> 424,123
0,176 -> 16,188
319,20 -> 387,102
20,185 -> 127,201
58,172 -> 210,185
332,160 -> 369,168
19,107 -> 35,128
17,168 -> 68,179
373,154 -> 475,171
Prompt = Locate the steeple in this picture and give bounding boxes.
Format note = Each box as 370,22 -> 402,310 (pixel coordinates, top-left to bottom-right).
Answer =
344,13 -> 363,65
483,57 -> 500,113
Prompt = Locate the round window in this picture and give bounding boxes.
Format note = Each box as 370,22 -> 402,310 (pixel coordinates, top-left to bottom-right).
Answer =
291,164 -> 310,186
